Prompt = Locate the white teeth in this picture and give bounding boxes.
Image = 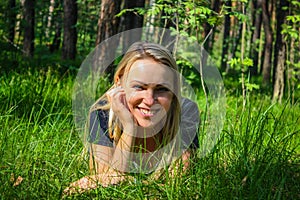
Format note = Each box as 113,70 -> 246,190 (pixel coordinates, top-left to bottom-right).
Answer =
140,108 -> 153,115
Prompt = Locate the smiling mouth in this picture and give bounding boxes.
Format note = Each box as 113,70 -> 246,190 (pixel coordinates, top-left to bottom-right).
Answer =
138,107 -> 158,117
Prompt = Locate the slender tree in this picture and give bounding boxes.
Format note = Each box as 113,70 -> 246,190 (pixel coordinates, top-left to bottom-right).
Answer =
23,0 -> 35,57
231,2 -> 243,59
221,0 -> 231,72
122,0 -> 145,50
286,2 -> 300,103
95,0 -> 121,45
272,0 -> 289,102
95,0 -> 121,77
62,0 -> 77,60
46,0 -> 55,40
261,0 -> 273,85
204,0 -> 221,53
49,0 -> 62,53
249,0 -> 262,75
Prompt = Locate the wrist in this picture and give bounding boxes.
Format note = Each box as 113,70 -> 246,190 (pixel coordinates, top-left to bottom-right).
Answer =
122,124 -> 137,137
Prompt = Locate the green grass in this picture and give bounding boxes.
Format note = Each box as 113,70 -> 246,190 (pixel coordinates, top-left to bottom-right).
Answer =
0,69 -> 299,199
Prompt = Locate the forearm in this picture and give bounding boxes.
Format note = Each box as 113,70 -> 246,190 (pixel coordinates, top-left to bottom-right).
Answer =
168,150 -> 192,176
110,133 -> 135,172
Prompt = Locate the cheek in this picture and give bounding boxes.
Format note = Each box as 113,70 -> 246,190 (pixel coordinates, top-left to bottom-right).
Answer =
125,90 -> 141,107
158,94 -> 173,110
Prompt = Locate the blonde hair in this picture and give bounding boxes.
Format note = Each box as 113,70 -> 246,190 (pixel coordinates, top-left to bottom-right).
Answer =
88,42 -> 181,146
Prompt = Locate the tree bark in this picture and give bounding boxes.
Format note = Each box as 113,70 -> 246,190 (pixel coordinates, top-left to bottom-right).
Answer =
272,0 -> 289,103
49,0 -> 62,53
46,0 -> 55,40
23,0 -> 35,57
249,0 -> 262,76
62,0 -> 77,60
95,0 -> 121,78
261,0 -> 273,85
95,0 -> 121,45
122,0 -> 145,50
221,0 -> 231,72
231,2 -> 243,59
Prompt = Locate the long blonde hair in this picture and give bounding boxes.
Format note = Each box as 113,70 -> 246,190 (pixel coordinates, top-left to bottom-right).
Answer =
88,42 -> 181,145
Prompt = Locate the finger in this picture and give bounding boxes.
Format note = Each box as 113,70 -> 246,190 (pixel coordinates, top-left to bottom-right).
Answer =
107,86 -> 124,97
107,90 -> 127,110
106,88 -> 125,104
65,177 -> 97,195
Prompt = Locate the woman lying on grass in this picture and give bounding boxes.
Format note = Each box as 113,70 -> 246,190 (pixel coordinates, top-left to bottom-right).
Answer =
64,42 -> 200,195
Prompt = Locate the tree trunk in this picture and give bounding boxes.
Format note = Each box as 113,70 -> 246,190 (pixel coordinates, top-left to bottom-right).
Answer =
62,0 -> 77,60
95,0 -> 121,78
287,35 -> 295,103
221,0 -> 231,72
8,0 -> 17,42
23,0 -> 35,57
272,0 -> 289,103
249,0 -> 262,76
50,20 -> 62,53
95,0 -> 121,45
261,0 -> 273,85
50,0 -> 62,53
46,0 -> 55,40
122,0 -> 145,50
204,0 -> 221,53
232,2 -> 243,59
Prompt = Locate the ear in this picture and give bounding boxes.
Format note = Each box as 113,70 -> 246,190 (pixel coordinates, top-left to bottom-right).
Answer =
115,77 -> 121,86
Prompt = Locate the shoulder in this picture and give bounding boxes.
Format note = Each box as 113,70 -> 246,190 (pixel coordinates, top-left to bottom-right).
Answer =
181,98 -> 199,115
180,98 -> 200,128
90,100 -> 109,119
90,101 -> 109,130
88,100 -> 113,147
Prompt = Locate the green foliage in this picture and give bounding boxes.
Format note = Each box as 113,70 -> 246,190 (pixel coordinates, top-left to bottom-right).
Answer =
228,57 -> 260,93
281,0 -> 300,101
76,0 -> 100,54
176,58 -> 200,87
1,0 -> 300,196
0,70 -> 299,198
282,0 -> 300,42
116,0 -> 222,91
228,57 -> 253,70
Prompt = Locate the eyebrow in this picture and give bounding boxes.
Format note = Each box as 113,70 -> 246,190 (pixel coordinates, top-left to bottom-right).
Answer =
130,80 -> 172,88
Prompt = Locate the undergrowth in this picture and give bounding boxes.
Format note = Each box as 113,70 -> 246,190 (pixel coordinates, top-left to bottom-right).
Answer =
0,69 -> 299,199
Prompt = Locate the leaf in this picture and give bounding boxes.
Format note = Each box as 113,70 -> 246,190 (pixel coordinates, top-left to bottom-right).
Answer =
10,173 -> 24,187
228,58 -> 241,68
243,58 -> 253,67
13,176 -> 23,187
245,83 -> 260,91
115,9 -> 133,18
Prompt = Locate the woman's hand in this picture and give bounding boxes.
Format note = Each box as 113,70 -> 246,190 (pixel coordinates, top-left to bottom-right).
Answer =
63,175 -> 98,196
63,170 -> 129,196
106,86 -> 135,133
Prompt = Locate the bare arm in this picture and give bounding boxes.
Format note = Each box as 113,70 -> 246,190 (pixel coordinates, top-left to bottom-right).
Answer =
63,142 -> 134,196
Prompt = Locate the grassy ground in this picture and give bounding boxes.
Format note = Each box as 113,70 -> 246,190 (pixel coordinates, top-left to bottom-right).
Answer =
0,68 -> 299,199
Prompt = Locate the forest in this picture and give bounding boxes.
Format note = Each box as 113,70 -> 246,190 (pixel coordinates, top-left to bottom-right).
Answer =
0,0 -> 299,199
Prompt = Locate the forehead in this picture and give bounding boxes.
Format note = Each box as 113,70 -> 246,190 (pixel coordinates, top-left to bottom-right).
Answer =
126,58 -> 175,84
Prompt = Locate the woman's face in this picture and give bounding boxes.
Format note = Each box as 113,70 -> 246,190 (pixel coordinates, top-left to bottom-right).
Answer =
122,58 -> 175,128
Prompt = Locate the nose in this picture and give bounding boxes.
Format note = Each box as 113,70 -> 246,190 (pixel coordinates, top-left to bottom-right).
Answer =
143,89 -> 155,106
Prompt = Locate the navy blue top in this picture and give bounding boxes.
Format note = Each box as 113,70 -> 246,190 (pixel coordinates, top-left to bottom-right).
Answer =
88,98 -> 199,149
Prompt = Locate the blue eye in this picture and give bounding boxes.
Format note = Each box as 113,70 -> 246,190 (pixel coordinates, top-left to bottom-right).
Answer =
133,85 -> 143,90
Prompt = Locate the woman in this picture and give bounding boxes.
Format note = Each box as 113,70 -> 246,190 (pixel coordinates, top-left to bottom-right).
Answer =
65,42 -> 199,194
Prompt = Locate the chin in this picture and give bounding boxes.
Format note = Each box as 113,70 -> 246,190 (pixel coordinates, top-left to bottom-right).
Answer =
136,120 -> 154,128
136,116 -> 167,130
